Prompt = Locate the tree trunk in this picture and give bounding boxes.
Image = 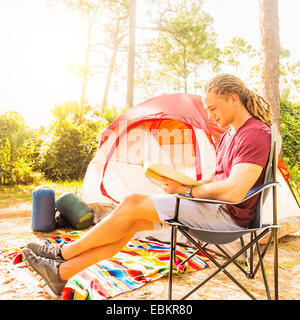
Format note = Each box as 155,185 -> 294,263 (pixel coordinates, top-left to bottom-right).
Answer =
126,0 -> 136,107
101,43 -> 118,111
80,21 -> 93,109
183,48 -> 187,93
259,0 -> 281,130
101,19 -> 122,111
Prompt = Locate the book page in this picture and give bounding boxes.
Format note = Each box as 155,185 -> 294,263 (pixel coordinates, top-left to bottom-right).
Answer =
144,162 -> 199,186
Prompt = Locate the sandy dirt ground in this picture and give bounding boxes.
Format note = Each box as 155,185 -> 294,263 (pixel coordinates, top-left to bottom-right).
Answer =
0,202 -> 299,301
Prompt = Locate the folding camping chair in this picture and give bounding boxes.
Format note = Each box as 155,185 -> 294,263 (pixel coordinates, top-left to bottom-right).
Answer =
166,124 -> 281,300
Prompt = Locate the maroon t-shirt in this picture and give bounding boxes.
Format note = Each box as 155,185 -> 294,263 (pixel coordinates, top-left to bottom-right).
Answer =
213,117 -> 271,228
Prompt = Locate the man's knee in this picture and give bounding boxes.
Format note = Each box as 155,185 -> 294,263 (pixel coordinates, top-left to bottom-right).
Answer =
118,193 -> 159,223
122,192 -> 149,207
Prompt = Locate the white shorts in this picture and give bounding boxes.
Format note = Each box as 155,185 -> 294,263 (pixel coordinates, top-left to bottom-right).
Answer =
151,194 -> 245,231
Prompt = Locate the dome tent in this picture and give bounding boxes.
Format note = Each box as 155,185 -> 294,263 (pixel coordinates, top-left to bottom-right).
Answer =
81,93 -> 300,249
81,93 -> 223,204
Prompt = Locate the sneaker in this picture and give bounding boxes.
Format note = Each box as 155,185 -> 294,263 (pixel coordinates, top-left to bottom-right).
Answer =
55,211 -> 72,228
22,248 -> 67,299
25,241 -> 65,261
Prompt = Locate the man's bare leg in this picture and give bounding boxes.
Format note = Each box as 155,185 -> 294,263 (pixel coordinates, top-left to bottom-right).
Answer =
58,193 -> 162,279
59,219 -> 154,280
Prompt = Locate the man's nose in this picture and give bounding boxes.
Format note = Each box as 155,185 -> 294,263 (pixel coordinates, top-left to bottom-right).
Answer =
207,110 -> 214,120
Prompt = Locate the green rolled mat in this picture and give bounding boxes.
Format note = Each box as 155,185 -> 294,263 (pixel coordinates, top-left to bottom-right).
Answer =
55,192 -> 94,229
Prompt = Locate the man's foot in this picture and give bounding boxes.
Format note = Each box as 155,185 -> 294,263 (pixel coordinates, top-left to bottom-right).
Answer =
22,248 -> 67,299
25,241 -> 65,261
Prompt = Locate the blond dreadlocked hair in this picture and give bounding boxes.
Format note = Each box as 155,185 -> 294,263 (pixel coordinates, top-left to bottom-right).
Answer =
204,74 -> 273,127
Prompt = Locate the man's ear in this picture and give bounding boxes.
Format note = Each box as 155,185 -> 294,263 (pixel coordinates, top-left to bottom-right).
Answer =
231,93 -> 239,106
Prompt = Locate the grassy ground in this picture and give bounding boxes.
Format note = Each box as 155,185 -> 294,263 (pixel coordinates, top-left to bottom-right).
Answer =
0,180 -> 83,209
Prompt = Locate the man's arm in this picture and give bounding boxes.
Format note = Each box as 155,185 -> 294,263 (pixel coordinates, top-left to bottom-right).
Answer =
162,163 -> 263,203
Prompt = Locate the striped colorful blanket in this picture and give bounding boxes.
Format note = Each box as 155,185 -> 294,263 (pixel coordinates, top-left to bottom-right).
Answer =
2,231 -> 210,300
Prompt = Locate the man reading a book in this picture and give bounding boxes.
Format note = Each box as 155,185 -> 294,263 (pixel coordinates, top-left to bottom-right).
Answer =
22,74 -> 272,299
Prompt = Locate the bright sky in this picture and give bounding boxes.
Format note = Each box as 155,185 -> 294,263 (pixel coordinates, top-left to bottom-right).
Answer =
0,0 -> 299,128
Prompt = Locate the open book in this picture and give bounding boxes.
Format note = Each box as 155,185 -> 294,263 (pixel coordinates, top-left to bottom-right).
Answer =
144,162 -> 199,186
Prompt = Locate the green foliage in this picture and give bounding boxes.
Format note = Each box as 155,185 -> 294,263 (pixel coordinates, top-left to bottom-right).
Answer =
280,56 -> 300,101
100,105 -> 129,125
223,36 -> 256,74
148,3 -> 220,92
40,120 -> 83,180
0,101 -> 128,185
280,99 -> 300,187
248,46 -> 300,100
0,111 -> 42,185
38,101 -> 127,181
39,102 -> 100,181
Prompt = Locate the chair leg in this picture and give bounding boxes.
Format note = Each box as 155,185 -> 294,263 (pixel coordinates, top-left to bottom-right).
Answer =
272,157 -> 279,300
253,230 -> 273,277
273,228 -> 279,300
240,236 -> 249,269
178,248 -> 201,268
179,227 -> 257,300
249,232 -> 254,278
255,232 -> 271,300
252,229 -> 279,300
168,225 -> 177,300
215,244 -> 249,277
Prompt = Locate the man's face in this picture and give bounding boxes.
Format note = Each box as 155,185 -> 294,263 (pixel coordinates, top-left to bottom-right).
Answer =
203,91 -> 236,128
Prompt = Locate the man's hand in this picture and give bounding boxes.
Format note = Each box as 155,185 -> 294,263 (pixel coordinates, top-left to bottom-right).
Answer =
161,174 -> 208,195
161,177 -> 186,194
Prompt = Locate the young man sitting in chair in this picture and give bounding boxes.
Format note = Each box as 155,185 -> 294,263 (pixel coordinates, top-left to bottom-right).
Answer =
22,73 -> 272,299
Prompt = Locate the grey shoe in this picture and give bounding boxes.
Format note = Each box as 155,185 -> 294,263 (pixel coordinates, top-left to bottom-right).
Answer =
22,248 -> 67,299
25,241 -> 65,261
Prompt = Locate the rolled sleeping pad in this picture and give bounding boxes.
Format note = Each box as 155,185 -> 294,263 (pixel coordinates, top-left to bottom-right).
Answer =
31,187 -> 56,232
55,192 -> 94,229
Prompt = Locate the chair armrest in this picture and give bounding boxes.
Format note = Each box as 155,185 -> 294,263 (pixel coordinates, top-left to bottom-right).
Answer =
175,182 -> 279,205
242,182 -> 279,202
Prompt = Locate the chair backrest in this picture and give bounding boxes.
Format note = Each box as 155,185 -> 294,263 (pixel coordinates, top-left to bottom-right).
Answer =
250,124 -> 280,228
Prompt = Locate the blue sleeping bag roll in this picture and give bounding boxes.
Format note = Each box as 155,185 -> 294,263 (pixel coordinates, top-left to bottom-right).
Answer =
31,187 -> 56,232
